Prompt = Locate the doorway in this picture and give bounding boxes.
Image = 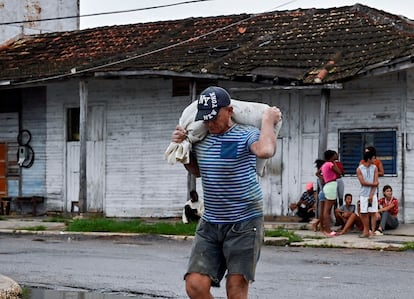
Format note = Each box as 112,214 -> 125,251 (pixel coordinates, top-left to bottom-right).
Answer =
65,104 -> 106,212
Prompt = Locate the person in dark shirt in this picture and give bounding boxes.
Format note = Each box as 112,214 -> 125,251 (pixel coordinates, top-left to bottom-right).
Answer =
290,182 -> 316,223
182,190 -> 203,224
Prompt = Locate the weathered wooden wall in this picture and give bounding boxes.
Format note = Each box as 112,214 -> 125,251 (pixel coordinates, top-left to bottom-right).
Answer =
327,72 -> 406,221
36,71 -> 412,222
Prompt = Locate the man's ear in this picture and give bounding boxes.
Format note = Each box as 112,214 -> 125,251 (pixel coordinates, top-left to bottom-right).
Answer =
227,106 -> 234,115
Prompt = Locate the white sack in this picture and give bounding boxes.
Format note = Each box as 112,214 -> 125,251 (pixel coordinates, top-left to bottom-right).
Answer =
164,99 -> 282,176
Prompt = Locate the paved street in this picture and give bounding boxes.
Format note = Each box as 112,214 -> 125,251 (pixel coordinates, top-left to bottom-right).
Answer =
1,233 -> 414,298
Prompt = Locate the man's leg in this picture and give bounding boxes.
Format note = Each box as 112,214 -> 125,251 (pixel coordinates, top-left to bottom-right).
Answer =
382,211 -> 399,230
354,215 -> 363,231
336,178 -> 344,206
186,273 -> 214,299
334,210 -> 345,227
360,213 -> 370,237
339,214 -> 355,235
323,200 -> 336,234
297,207 -> 309,222
226,274 -> 249,299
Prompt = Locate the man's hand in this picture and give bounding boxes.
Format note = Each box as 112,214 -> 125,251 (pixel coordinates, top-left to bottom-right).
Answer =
172,125 -> 187,143
262,106 -> 282,125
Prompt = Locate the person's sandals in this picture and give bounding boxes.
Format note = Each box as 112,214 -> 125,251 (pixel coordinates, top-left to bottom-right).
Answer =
374,230 -> 383,236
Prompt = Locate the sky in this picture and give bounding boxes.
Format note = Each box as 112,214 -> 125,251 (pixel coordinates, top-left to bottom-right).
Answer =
80,0 -> 414,29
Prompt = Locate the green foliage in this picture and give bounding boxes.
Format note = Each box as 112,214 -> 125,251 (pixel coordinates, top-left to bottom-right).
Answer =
20,225 -> 47,231
265,227 -> 302,242
402,241 -> 414,251
20,286 -> 30,299
66,218 -> 198,235
43,215 -> 72,226
43,215 -> 70,222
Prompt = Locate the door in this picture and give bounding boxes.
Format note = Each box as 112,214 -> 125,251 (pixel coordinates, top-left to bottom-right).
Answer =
66,104 -> 105,212
260,138 -> 283,216
0,143 -> 7,198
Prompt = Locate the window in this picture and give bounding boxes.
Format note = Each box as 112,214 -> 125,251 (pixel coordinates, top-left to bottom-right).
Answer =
339,130 -> 397,176
172,78 -> 218,96
67,108 -> 80,141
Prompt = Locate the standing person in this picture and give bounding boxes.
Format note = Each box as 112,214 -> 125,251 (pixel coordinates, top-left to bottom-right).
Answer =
171,86 -> 282,299
312,159 -> 326,231
289,182 -> 316,223
361,146 -> 384,177
334,158 -> 345,207
375,185 -> 399,235
356,149 -> 379,238
182,190 -> 204,224
360,146 -> 383,231
320,150 -> 342,237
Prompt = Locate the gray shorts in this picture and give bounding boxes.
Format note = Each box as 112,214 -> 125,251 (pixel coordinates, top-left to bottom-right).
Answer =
185,216 -> 264,287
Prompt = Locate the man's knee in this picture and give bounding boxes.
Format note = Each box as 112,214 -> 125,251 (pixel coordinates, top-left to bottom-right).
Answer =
185,273 -> 212,298
226,274 -> 249,299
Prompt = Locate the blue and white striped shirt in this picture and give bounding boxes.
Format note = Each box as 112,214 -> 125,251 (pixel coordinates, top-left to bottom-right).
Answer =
193,124 -> 263,223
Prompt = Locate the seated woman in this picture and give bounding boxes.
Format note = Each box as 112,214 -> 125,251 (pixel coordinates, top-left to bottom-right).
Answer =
375,185 -> 399,235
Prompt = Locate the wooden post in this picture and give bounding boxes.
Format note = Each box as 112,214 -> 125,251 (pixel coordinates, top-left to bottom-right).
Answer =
79,80 -> 88,213
318,89 -> 330,159
187,81 -> 197,199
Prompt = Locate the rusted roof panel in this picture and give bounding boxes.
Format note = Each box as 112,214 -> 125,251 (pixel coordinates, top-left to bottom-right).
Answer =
0,4 -> 413,85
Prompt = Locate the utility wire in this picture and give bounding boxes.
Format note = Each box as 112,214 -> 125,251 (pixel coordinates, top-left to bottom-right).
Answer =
0,0 -> 211,26
12,0 -> 297,86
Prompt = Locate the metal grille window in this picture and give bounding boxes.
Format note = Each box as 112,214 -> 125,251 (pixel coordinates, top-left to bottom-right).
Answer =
339,130 -> 397,176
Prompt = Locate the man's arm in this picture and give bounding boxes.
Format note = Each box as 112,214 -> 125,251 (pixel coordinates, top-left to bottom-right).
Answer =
251,106 -> 282,158
171,125 -> 200,177
184,152 -> 200,177
376,159 -> 385,177
368,167 -> 379,199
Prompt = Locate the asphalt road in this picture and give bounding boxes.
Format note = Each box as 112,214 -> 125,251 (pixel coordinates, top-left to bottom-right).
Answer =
1,233 -> 413,298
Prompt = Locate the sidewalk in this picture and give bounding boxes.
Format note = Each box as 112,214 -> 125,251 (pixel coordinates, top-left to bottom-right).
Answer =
0,216 -> 413,250
264,219 -> 414,250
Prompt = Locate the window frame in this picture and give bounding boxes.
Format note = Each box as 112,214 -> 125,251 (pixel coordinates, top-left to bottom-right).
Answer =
67,107 -> 80,142
339,129 -> 397,177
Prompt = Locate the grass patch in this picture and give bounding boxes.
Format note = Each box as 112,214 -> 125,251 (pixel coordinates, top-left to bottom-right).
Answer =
43,215 -> 72,226
43,215 -> 70,222
67,219 -> 304,242
19,225 -> 47,231
265,227 -> 303,243
402,241 -> 414,251
21,287 -> 30,299
66,218 -> 198,235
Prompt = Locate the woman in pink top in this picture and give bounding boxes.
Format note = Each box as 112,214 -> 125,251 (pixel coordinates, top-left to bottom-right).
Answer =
320,150 -> 342,237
